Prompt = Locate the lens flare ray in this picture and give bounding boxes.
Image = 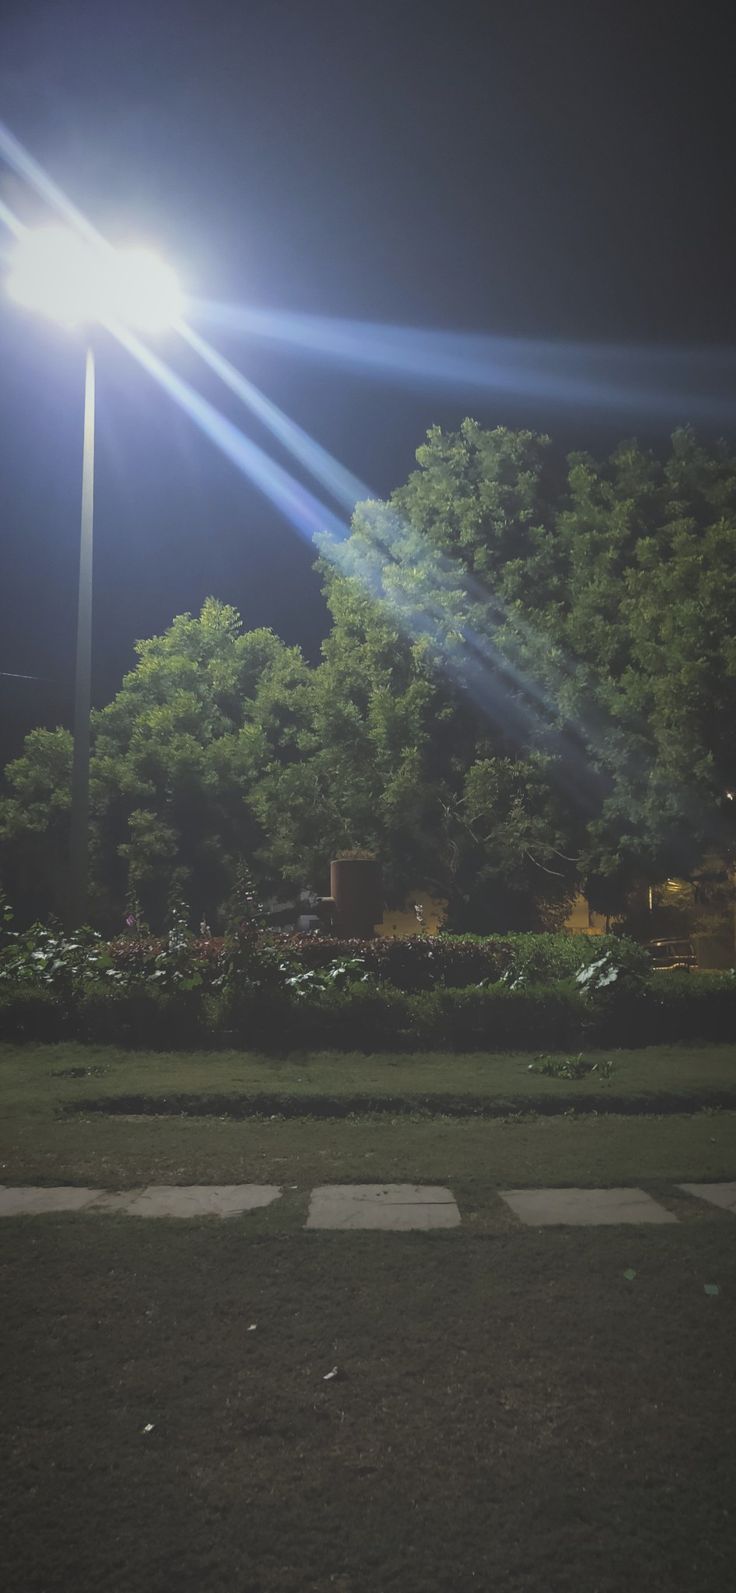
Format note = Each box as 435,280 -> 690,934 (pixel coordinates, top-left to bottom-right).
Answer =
190,301 -> 736,424
178,322 -> 369,512
0,196 -> 25,239
179,326 -> 609,752
109,320 -> 348,546
0,122 -> 106,247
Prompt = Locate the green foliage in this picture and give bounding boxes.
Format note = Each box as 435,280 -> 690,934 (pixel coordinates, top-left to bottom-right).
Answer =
1,921 -> 734,1050
528,1053 -> 616,1080
282,958 -> 368,1000
0,602 -> 311,928
573,941 -> 650,999
2,425 -> 736,931
0,728 -> 72,921
0,983 -> 69,1041
629,971 -> 736,1043
77,983 -> 206,1049
222,861 -> 267,934
313,422 -> 736,918
273,931 -> 645,990
420,983 -> 590,1050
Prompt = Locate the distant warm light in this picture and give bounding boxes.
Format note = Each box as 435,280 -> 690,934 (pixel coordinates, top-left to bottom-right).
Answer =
726,790 -> 735,801
6,226 -> 183,331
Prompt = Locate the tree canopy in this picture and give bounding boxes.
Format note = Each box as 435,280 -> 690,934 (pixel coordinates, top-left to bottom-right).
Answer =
2,423 -> 735,930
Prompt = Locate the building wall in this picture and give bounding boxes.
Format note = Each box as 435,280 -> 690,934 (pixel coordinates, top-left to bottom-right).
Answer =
563,892 -> 608,936
376,889 -> 609,938
376,890 -> 447,938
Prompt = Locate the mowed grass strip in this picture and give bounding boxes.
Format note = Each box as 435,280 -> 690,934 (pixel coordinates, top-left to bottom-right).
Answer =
2,1220 -> 735,1593
2,1106 -> 735,1193
3,1041 -> 736,1115
2,1042 -> 734,1196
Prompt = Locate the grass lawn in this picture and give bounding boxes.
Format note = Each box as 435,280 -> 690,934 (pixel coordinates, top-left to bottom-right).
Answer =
3,1110 -> 736,1206
2,1040 -> 735,1589
1,1040 -> 735,1212
3,1218 -> 735,1593
4,1040 -> 736,1114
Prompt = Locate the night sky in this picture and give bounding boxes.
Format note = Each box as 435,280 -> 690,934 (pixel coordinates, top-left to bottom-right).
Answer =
1,0 -> 735,766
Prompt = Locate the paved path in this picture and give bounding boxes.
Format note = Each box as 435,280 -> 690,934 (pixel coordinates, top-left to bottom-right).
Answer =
306,1184 -> 461,1230
0,1184 -> 281,1218
1,1181 -> 735,1227
499,1186 -> 678,1226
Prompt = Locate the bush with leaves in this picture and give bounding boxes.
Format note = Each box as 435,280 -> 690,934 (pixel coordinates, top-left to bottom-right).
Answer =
269,931 -> 645,991
215,864 -> 289,997
527,1053 -> 615,1080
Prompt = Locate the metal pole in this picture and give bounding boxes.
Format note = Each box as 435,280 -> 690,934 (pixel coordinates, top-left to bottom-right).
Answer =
68,345 -> 95,926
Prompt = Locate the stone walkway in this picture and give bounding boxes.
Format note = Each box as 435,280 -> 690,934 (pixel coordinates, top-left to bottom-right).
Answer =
499,1186 -> 678,1226
0,1184 -> 281,1218
1,1181 -> 735,1227
679,1181 -> 736,1212
306,1184 -> 461,1230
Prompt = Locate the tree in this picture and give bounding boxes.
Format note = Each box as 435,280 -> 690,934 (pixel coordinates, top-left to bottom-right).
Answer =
4,423 -> 735,933
324,421 -> 736,916
0,600 -> 312,927
253,474 -> 581,927
0,727 -> 72,922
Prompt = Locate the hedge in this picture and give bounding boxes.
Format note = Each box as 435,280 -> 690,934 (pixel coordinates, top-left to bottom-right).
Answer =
2,973 -> 735,1051
98,931 -> 649,990
260,931 -> 649,990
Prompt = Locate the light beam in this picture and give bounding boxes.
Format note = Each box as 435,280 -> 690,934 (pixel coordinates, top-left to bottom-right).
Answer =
179,322 -> 369,512
190,301 -> 736,425
111,318 -> 348,546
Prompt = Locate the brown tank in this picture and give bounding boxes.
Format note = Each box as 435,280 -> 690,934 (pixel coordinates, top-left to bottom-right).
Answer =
328,857 -> 382,938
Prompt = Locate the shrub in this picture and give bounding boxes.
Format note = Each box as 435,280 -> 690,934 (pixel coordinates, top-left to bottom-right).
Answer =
407,982 -> 585,1051
528,1053 -> 615,1080
598,972 -> 736,1045
1,912 -> 733,1051
207,981 -> 411,1053
0,983 -> 69,1041
78,983 -> 206,1049
268,932 -> 641,991
301,982 -> 412,1051
204,987 -> 296,1051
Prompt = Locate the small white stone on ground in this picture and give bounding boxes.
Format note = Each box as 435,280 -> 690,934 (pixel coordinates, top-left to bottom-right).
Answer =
499,1186 -> 678,1226
306,1183 -> 461,1230
678,1182 -> 736,1213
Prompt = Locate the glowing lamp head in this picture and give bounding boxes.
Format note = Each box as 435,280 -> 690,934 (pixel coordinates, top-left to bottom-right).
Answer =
7,226 -> 96,326
6,226 -> 184,332
104,246 -> 184,332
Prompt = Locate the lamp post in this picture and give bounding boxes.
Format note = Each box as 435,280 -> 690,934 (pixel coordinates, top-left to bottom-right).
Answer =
68,345 -> 95,926
6,226 -> 183,924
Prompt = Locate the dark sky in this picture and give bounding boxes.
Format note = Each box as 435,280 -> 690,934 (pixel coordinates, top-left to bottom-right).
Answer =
1,0 -> 735,765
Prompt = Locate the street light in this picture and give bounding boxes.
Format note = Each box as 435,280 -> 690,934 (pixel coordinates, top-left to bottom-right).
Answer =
6,225 -> 183,925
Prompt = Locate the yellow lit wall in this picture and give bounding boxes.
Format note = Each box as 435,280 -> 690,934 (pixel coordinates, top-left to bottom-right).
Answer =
563,892 -> 608,935
376,889 -> 447,938
375,888 -> 609,938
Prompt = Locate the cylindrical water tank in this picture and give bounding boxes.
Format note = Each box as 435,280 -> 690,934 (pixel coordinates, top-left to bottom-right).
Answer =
329,857 -> 382,938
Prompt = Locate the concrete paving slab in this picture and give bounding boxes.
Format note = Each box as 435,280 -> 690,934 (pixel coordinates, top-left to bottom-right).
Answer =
0,1185 -> 101,1216
0,1185 -> 281,1218
84,1190 -> 147,1214
306,1183 -> 461,1230
679,1182 -> 736,1213
499,1186 -> 678,1226
89,1185 -> 282,1218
